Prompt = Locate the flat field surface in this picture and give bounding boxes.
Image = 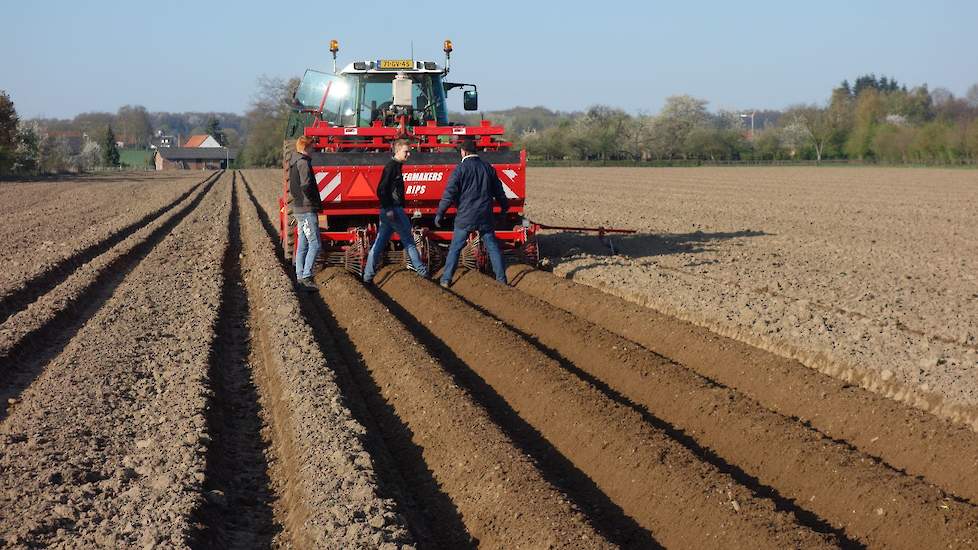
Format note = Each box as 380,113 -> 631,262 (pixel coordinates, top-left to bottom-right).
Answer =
526,166 -> 978,415
3,168 -> 978,548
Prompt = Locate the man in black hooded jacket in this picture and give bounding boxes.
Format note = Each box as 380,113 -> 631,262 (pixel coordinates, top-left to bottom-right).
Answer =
362,139 -> 429,283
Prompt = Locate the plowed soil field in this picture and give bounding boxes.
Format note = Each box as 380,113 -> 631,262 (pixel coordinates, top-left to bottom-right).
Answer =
1,167 -> 977,549
523,167 -> 978,427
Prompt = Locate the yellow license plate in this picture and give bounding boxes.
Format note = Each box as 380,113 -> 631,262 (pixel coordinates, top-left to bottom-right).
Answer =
379,59 -> 414,69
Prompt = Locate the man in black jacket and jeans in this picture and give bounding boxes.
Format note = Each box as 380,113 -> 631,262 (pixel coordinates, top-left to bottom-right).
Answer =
363,139 -> 429,283
289,136 -> 322,291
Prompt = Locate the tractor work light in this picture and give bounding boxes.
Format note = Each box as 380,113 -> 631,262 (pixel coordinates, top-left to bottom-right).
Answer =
329,39 -> 340,73
353,61 -> 367,70
423,61 -> 437,70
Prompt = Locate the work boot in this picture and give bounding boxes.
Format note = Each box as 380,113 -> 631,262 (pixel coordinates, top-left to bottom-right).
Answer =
299,277 -> 318,292
439,280 -> 450,289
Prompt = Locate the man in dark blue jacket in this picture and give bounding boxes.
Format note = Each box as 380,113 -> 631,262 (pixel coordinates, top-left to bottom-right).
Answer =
435,138 -> 509,287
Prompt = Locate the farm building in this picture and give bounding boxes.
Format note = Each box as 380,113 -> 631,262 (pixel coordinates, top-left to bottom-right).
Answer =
183,134 -> 222,148
154,147 -> 236,170
150,133 -> 178,149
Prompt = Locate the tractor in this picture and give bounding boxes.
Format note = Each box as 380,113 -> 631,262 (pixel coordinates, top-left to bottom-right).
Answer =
278,39 -> 538,277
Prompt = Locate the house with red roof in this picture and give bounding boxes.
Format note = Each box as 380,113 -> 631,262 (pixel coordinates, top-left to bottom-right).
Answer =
183,135 -> 222,148
154,147 -> 236,170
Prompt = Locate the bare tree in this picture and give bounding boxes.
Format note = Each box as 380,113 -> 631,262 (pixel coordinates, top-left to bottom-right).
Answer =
967,83 -> 978,109
73,112 -> 115,141
241,75 -> 300,167
115,105 -> 152,147
621,114 -> 655,160
931,87 -> 954,107
785,105 -> 835,163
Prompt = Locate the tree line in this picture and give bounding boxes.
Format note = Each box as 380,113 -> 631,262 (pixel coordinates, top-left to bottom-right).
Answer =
28,106 -> 245,149
509,76 -> 978,164
4,74 -> 978,177
0,96 -> 245,176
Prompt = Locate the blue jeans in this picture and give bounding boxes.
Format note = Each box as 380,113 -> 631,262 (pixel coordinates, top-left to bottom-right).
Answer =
363,207 -> 428,281
441,228 -> 507,285
295,212 -> 320,280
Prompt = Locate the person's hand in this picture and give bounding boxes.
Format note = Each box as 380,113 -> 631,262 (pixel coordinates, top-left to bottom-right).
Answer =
434,215 -> 442,228
385,210 -> 395,221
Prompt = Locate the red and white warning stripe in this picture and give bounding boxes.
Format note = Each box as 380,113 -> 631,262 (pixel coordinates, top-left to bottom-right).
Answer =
316,172 -> 343,202
499,169 -> 520,199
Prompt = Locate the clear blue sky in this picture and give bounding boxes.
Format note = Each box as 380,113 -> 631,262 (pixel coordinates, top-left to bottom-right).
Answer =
3,0 -> 976,119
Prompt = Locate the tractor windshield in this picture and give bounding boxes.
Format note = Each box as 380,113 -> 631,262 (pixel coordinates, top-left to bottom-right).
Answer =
293,69 -> 449,128
294,70 -> 356,126
347,73 -> 448,127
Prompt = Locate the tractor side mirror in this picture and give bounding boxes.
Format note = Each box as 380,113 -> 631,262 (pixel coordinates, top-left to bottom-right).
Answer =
463,90 -> 478,111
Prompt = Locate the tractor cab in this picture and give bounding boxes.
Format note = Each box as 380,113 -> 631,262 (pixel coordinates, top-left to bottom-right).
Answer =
286,58 -> 479,140
339,61 -> 451,127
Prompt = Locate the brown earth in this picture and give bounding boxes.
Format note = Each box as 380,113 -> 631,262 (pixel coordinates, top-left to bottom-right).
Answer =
524,167 -> 978,425
245,165 -> 978,546
447,267 -> 978,547
3,168 -> 978,548
234,173 -> 412,547
0,172 -> 413,548
241,168 -> 283,213
1,172 -> 233,547
312,268 -> 615,548
0,171 -> 208,323
370,266 -> 835,549
0,172 -> 194,217
503,265 -> 978,505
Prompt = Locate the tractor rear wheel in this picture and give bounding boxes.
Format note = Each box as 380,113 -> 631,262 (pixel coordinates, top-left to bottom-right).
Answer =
283,201 -> 296,261
282,138 -> 296,261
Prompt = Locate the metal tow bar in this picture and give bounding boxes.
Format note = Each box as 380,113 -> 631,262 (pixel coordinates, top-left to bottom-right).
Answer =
527,221 -> 637,255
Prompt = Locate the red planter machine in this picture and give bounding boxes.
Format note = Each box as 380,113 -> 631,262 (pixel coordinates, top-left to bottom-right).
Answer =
279,40 -> 538,276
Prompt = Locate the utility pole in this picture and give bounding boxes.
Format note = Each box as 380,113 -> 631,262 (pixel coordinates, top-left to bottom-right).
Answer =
740,111 -> 756,140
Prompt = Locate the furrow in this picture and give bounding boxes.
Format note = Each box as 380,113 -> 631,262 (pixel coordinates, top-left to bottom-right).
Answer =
189,174 -> 283,547
505,265 -> 978,505
372,266 -> 836,549
313,267 -> 620,548
234,172 -> 414,547
0,172 -> 221,421
449,268 -> 978,548
0,171 -> 217,324
0,172 -> 229,547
